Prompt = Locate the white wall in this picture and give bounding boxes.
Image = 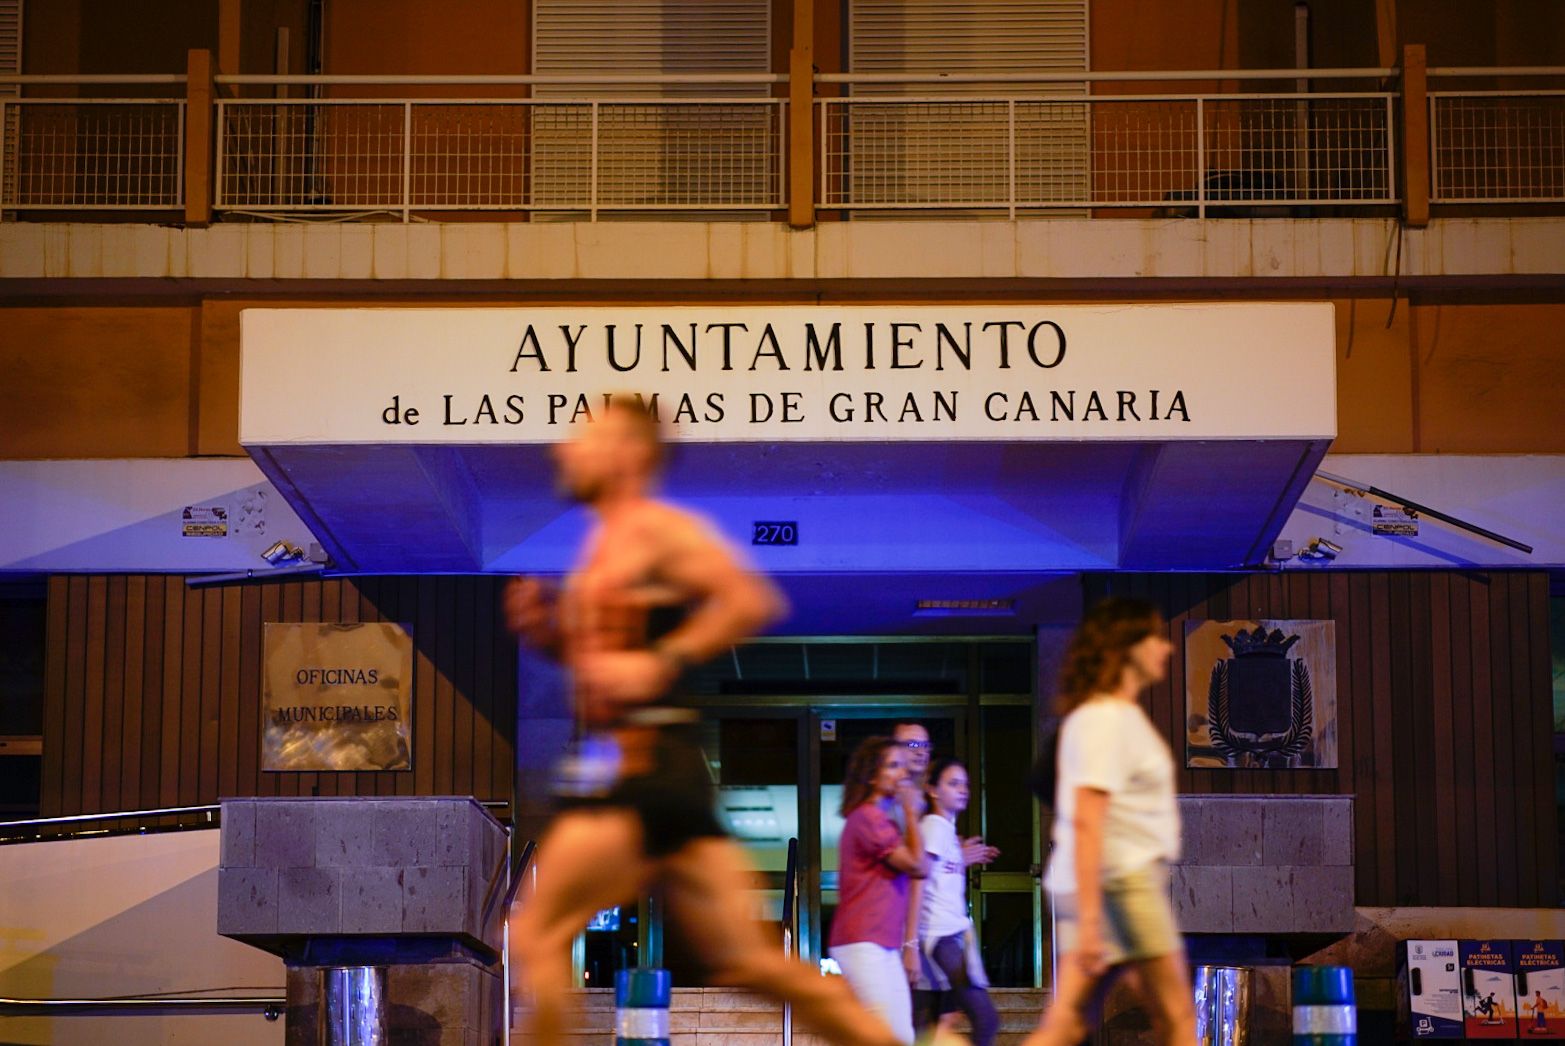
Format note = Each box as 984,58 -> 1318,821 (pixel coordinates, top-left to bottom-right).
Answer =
0,459 -> 311,573
3,218 -> 1562,282
1276,454 -> 1565,570
0,828 -> 284,1045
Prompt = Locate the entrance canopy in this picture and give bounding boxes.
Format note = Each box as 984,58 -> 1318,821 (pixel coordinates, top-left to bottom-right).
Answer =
241,304 -> 1335,618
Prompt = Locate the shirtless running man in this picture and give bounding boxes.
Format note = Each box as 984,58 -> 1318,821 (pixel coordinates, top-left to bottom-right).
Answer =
506,396 -> 912,1046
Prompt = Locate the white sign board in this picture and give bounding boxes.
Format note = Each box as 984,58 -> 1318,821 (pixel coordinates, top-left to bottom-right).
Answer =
240,303 -> 1335,445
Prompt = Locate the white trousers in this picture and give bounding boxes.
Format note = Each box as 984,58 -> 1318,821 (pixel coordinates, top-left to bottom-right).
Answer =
830,941 -> 915,1045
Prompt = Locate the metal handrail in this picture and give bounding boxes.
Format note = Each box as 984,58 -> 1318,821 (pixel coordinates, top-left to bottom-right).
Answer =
0,995 -> 284,1018
1428,66 -> 1565,77
0,803 -> 219,829
0,799 -> 511,835
0,75 -> 188,85
817,67 -> 1397,85
780,837 -> 800,1046
216,73 -> 786,86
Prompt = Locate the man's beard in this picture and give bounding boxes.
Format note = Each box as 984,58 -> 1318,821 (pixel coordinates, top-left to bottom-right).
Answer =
558,472 -> 604,505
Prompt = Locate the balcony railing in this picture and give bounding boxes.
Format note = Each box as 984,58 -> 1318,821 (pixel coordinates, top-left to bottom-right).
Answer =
817,70 -> 1397,216
212,75 -> 787,219
1,61 -> 1562,223
0,76 -> 186,211
1429,67 -> 1565,204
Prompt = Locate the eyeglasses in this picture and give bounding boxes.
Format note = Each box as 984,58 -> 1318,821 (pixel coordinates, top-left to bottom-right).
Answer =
900,740 -> 931,750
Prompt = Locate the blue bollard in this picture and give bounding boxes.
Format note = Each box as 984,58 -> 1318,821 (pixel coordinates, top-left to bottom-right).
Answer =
615,968 -> 672,1046
1293,965 -> 1357,1045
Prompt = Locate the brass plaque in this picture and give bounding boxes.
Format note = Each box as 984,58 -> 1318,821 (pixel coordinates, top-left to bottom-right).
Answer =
262,622 -> 413,771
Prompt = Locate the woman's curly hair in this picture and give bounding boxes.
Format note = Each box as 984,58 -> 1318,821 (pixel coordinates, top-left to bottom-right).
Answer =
1056,597 -> 1164,715
841,735 -> 899,817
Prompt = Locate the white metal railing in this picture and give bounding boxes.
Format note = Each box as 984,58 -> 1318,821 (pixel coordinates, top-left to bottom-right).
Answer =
0,76 -> 186,210
1429,67 -> 1565,204
818,70 -> 1397,216
214,76 -> 787,220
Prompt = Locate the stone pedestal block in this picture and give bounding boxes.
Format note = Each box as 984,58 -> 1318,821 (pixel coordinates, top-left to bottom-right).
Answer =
218,797 -> 508,1046
217,796 -> 507,956
1173,795 -> 1355,934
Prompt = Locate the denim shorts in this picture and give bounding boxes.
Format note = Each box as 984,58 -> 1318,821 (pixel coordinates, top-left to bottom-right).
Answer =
1051,860 -> 1181,965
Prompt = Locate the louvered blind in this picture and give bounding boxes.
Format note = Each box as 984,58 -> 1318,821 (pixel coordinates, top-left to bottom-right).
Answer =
530,0 -> 776,214
847,0 -> 1089,212
533,0 -> 771,97
0,0 -> 20,212
850,0 -> 1086,74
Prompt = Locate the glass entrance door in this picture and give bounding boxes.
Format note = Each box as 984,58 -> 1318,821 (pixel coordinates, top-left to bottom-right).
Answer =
583,637 -> 1041,988
814,706 -> 965,971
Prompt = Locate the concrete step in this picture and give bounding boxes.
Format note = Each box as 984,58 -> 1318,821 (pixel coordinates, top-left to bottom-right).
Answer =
513,986 -> 1049,1043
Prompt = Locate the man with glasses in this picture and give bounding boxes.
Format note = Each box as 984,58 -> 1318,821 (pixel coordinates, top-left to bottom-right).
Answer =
892,721 -> 1000,1033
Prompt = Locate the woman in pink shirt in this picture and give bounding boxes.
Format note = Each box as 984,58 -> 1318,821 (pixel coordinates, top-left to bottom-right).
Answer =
830,736 -> 929,1044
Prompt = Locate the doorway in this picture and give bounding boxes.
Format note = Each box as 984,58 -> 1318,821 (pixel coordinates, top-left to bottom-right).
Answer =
599,637 -> 1043,989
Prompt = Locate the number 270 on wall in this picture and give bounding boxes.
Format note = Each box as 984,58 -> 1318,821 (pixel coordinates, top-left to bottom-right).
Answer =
752,521 -> 798,546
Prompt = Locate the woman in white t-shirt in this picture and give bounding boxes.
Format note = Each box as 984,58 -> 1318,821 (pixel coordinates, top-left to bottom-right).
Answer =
1026,597 -> 1195,1046
917,757 -> 999,1046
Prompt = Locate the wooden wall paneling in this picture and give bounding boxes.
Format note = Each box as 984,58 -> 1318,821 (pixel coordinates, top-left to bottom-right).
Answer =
121,577 -> 147,812
138,576 -> 166,813
1409,573 -> 1441,905
1384,573 -> 1414,904
473,578 -> 496,803
1469,572 -> 1498,906
81,577 -> 108,818
41,578 -> 70,817
1428,572 -> 1458,905
1342,570 -> 1375,898
453,577 -> 477,799
1447,574 -> 1477,904
1075,569 -> 1554,908
198,587 -> 223,806
1309,572 -> 1336,797
493,584 -> 516,806
101,576 -> 127,815
1527,572 -> 1559,905
1508,572 -> 1541,904
1163,574 -> 1189,794
217,585 -> 242,800
1488,573 -> 1520,904
395,577 -> 419,796
177,580 -> 203,807
1368,572 -> 1398,904
158,577 -> 184,818
1326,569 -> 1342,795
413,578 -> 437,797
433,578 -> 456,795
236,583 -> 262,799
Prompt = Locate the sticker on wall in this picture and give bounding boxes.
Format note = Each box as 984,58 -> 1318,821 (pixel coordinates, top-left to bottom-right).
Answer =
1185,619 -> 1337,769
262,622 -> 413,771
181,504 -> 228,538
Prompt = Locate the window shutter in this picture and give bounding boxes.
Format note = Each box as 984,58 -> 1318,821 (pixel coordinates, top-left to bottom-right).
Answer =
847,0 -> 1089,213
0,0 -> 20,212
531,0 -> 775,214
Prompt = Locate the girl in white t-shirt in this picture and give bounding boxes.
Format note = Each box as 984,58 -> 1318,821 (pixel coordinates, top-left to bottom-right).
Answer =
1026,597 -> 1194,1046
918,757 -> 999,1046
